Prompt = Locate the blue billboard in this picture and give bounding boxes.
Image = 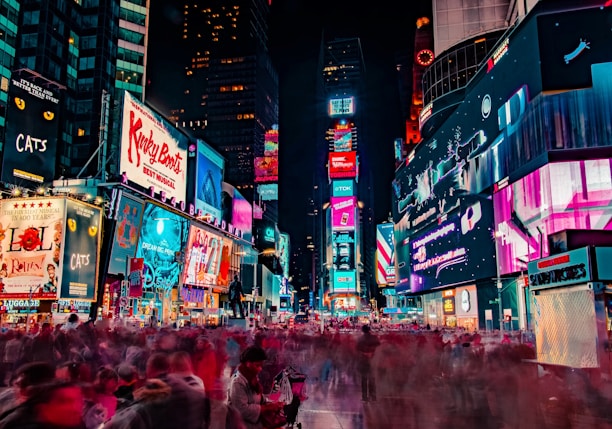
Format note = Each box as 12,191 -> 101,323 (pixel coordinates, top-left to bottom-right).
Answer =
107,192 -> 144,275
195,139 -> 224,222
136,204 -> 189,295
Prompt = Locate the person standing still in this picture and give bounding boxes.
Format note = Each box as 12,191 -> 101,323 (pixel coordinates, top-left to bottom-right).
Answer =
229,275 -> 246,318
356,324 -> 381,402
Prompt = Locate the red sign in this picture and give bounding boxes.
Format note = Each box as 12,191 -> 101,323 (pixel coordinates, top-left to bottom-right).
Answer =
328,151 -> 357,179
128,257 -> 144,297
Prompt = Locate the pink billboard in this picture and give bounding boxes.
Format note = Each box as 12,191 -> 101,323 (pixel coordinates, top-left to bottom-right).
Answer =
331,196 -> 356,230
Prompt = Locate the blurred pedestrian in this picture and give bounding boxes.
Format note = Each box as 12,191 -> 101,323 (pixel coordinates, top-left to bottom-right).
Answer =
356,324 -> 380,402
169,351 -> 204,391
0,361 -> 56,419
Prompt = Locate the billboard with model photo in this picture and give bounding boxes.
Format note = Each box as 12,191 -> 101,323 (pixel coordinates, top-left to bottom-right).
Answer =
195,139 -> 224,223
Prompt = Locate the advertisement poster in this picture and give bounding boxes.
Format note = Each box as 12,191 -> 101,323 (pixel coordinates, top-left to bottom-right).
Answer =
333,270 -> 357,293
182,225 -> 232,288
376,223 -> 395,285
107,192 -> 144,275
59,200 -> 101,301
333,128 -> 353,152
331,196 -> 356,231
128,257 -> 144,297
1,71 -> 61,184
195,139 -> 224,222
328,151 -> 357,179
254,156 -> 278,182
120,91 -> 188,204
136,204 -> 189,295
0,198 -> 65,299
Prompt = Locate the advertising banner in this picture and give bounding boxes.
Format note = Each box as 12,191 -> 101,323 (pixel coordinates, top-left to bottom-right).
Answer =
59,199 -> 101,301
328,96 -> 355,117
136,204 -> 189,295
332,179 -> 354,197
278,232 -> 290,279
331,196 -> 356,230
333,270 -> 356,293
376,223 -> 395,285
107,192 -> 144,275
1,71 -> 61,184
128,257 -> 144,297
527,246 -> 591,291
332,231 -> 354,271
195,139 -> 224,222
120,91 -> 188,204
257,184 -> 278,201
182,225 -> 232,288
0,198 -> 65,299
333,128 -> 353,152
254,156 -> 278,182
329,152 -> 357,179
408,199 -> 496,292
221,182 -> 253,243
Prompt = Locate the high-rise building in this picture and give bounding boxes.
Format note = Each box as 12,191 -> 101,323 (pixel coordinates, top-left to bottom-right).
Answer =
0,2 -> 20,150
147,0 -> 279,205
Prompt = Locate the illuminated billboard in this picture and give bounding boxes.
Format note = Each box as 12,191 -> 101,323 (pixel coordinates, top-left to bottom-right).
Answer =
182,224 -> 232,288
328,96 -> 355,117
333,128 -> 353,152
0,197 -> 101,301
329,152 -> 357,179
332,231 -> 354,271
195,139 -> 224,223
120,91 -> 188,205
332,180 -> 354,197
333,270 -> 357,293
407,200 -> 496,293
494,160 -> 612,276
376,223 -> 395,285
257,183 -> 278,201
107,191 -> 144,275
255,128 -> 279,183
221,182 -> 253,243
1,70 -> 61,184
278,232 -> 290,279
135,204 -> 189,295
331,196 -> 356,230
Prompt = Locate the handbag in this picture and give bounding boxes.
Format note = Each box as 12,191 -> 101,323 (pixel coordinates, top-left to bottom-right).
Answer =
259,406 -> 287,429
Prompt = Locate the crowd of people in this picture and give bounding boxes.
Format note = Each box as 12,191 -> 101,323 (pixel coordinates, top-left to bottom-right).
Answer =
0,315 -> 610,428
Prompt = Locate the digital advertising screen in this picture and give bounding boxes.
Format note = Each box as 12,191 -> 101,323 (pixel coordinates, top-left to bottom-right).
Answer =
107,192 -> 144,275
332,179 -> 354,197
328,96 -> 355,117
195,139 -> 224,223
182,224 -> 232,288
333,128 -> 353,152
135,204 -> 189,294
0,198 -> 65,300
331,196 -> 356,230
257,183 -> 278,201
408,199 -> 496,293
493,159 -> 612,276
59,199 -> 102,301
231,189 -> 253,243
254,156 -> 278,182
1,70 -> 61,184
333,270 -> 357,293
329,152 -> 357,179
332,231 -> 355,272
278,232 -> 290,279
120,91 -> 189,204
376,223 -> 395,285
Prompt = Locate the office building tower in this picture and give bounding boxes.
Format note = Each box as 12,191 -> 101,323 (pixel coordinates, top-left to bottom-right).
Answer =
147,0 -> 279,205
0,2 -> 19,150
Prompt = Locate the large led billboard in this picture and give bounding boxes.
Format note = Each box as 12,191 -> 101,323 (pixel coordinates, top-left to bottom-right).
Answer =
135,204 -> 189,295
182,224 -> 232,288
407,199 -> 496,293
59,199 -> 102,301
257,184 -> 278,201
328,96 -> 355,117
329,152 -> 357,179
1,70 -> 61,184
255,129 -> 279,183
195,139 -> 224,223
331,196 -> 356,230
333,270 -> 356,293
107,192 -> 144,275
0,197 -> 101,301
494,160 -> 612,276
278,232 -> 290,279
221,183 -> 253,243
120,91 -> 188,205
332,180 -> 354,197
332,231 -> 355,271
333,128 -> 353,152
376,223 -> 395,285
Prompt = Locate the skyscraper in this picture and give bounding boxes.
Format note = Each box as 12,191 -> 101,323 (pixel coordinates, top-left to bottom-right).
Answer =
147,0 -> 279,205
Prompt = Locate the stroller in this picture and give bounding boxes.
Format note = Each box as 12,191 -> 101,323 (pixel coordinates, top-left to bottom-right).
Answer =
268,366 -> 308,428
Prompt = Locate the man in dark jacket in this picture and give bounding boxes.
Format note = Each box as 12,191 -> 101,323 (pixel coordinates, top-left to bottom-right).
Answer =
355,324 -> 381,402
229,275 -> 245,318
104,353 -> 210,429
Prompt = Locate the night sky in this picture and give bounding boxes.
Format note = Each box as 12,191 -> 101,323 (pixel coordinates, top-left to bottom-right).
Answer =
271,1 -> 428,248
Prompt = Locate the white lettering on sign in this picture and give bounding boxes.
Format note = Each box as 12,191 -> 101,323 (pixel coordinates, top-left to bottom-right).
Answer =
70,253 -> 91,270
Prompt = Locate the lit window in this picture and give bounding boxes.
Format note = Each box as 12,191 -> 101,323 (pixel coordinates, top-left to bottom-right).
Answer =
77,128 -> 86,136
